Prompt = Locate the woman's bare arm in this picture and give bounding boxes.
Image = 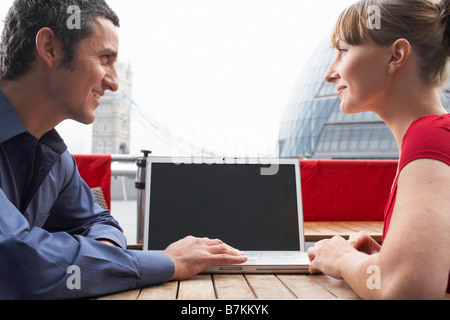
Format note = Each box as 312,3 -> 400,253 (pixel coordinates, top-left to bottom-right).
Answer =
309,158 -> 450,299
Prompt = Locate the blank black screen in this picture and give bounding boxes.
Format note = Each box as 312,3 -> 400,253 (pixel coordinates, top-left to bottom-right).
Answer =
147,163 -> 300,251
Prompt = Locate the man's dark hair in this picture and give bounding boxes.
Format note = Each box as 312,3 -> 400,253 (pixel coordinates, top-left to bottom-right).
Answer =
0,0 -> 120,81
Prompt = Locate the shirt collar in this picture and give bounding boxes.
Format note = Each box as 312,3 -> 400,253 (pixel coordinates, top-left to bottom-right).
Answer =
0,89 -> 28,145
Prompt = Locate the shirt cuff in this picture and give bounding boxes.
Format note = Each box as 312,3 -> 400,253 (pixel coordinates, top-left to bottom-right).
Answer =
131,250 -> 175,286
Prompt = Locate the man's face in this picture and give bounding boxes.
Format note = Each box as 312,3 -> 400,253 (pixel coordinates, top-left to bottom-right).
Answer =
49,17 -> 119,125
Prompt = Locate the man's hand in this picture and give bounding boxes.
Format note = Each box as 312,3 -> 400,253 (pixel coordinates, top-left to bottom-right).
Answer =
163,236 -> 248,281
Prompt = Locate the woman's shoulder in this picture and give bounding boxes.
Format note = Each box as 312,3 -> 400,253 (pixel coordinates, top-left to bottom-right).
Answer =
400,114 -> 450,169
405,114 -> 450,137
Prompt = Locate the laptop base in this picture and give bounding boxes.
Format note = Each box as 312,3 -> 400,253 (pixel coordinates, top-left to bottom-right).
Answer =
202,251 -> 310,274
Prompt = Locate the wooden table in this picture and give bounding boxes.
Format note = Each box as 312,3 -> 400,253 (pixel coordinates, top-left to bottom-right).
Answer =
120,221 -> 382,298
95,274 -> 450,301
106,222 -> 450,301
303,221 -> 384,243
96,274 -> 360,300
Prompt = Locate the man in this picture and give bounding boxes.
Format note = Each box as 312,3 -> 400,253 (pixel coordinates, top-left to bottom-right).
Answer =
0,0 -> 246,300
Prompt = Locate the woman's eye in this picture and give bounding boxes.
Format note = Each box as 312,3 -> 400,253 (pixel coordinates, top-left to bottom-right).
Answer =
337,48 -> 348,57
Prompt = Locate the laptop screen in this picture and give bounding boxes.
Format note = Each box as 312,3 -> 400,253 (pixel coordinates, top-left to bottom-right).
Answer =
145,160 -> 302,251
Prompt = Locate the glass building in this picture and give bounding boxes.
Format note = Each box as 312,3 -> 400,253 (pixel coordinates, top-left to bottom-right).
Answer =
279,37 -> 450,159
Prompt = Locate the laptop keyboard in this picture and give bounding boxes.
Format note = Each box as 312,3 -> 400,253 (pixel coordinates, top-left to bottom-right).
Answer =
244,252 -> 298,260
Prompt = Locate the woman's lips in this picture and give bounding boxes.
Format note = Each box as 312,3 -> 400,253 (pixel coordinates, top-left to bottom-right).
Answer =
337,86 -> 347,97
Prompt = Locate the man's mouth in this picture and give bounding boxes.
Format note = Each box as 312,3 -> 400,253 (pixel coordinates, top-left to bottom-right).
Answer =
92,90 -> 102,100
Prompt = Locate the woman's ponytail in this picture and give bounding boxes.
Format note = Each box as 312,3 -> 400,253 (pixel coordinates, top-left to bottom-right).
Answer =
441,0 -> 450,57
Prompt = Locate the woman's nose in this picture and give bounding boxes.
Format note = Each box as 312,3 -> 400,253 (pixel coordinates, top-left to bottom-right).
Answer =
324,61 -> 340,84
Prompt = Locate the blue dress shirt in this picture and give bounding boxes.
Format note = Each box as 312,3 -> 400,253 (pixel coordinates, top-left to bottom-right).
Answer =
0,90 -> 174,300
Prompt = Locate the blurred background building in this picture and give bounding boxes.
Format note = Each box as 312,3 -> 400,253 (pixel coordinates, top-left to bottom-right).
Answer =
279,38 -> 450,159
92,62 -> 133,155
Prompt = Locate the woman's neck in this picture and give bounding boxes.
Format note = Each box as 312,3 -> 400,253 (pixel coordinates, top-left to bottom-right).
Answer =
373,79 -> 447,153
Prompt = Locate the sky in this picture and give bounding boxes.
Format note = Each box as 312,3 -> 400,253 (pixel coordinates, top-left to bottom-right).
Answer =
0,0 -> 357,157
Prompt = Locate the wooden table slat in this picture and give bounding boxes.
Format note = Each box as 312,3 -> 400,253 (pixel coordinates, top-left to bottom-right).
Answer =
309,275 -> 360,299
340,221 -> 383,233
276,275 -> 336,300
244,274 -> 295,300
305,222 -> 343,235
212,274 -> 256,300
138,281 -> 179,300
177,274 -> 216,300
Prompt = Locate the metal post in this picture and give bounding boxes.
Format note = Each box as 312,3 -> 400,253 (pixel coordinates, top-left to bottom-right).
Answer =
135,150 -> 151,245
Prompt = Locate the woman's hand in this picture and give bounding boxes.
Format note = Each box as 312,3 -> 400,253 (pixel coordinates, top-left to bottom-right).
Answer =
307,236 -> 357,279
348,231 -> 381,255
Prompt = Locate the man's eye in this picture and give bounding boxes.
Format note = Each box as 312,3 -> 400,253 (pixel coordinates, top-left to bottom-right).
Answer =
101,55 -> 111,64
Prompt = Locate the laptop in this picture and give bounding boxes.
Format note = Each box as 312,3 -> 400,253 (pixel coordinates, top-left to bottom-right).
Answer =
143,156 -> 310,273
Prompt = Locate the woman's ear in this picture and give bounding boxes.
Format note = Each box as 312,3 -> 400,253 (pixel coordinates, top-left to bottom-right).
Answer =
35,27 -> 64,69
388,38 -> 411,75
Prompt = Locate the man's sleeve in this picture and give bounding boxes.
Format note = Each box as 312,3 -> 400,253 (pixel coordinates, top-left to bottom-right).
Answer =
43,152 -> 127,248
0,187 -> 174,300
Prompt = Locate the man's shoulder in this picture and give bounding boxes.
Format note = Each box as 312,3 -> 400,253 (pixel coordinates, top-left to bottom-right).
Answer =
51,150 -> 78,184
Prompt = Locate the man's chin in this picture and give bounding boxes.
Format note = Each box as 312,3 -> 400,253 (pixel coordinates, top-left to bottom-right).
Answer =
72,114 -> 96,126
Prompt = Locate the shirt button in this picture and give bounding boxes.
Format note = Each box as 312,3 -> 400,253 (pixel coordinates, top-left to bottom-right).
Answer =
19,163 -> 28,170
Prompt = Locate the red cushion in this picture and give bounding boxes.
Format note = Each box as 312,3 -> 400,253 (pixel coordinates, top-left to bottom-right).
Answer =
74,155 -> 112,210
300,160 -> 398,222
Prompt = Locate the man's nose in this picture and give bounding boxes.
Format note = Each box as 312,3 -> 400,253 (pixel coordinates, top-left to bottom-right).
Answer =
104,66 -> 119,92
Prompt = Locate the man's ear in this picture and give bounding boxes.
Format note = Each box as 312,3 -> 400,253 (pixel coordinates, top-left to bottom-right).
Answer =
35,27 -> 64,69
388,38 -> 411,75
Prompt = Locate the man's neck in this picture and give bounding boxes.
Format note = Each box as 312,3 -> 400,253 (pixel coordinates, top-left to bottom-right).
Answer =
0,76 -> 62,139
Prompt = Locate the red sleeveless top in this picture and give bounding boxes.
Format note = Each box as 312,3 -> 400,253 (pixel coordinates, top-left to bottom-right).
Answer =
383,114 -> 450,295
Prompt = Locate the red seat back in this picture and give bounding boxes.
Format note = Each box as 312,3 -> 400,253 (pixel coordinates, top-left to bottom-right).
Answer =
300,160 -> 398,222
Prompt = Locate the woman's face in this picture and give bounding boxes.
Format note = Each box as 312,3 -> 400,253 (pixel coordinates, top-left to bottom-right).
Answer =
324,38 -> 392,115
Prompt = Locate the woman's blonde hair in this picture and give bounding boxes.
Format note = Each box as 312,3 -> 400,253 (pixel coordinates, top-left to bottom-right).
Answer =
332,0 -> 450,86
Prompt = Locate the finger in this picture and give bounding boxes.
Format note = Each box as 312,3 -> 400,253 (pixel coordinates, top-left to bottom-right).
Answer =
308,260 -> 318,275
203,238 -> 224,246
307,248 -> 317,275
209,239 -> 244,254
347,234 -> 360,247
347,232 -> 368,250
348,233 -> 358,242
210,253 -> 248,265
209,243 -> 245,256
307,247 -> 316,261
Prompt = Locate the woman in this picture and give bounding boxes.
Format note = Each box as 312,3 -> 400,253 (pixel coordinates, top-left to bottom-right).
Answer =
307,0 -> 450,299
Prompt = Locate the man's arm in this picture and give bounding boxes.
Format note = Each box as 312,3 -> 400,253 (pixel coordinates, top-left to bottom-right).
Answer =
43,152 -> 126,248
0,187 -> 175,299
